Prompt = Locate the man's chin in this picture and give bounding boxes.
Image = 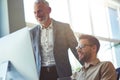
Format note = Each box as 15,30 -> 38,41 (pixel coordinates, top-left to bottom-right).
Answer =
79,59 -> 84,65
79,57 -> 85,61
79,55 -> 83,60
37,21 -> 44,25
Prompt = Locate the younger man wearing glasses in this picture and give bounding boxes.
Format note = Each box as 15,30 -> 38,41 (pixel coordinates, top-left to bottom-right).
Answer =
71,34 -> 117,80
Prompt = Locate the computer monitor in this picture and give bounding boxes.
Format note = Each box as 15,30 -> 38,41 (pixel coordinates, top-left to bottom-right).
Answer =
0,27 -> 39,80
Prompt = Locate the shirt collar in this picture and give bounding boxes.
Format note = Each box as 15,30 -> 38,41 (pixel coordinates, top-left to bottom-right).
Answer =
40,20 -> 53,29
83,58 -> 100,69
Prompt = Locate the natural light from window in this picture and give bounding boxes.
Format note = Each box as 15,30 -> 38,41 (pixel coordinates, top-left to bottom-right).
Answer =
23,0 -> 120,69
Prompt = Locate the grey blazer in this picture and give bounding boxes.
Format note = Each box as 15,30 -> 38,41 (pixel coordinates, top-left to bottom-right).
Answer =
30,19 -> 78,78
29,26 -> 41,77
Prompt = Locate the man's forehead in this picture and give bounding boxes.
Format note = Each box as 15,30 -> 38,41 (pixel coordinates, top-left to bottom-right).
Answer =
34,2 -> 45,9
79,39 -> 88,42
35,0 -> 44,3
79,39 -> 89,43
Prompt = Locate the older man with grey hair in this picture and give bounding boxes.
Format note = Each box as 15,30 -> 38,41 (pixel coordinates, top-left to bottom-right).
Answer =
31,0 -> 79,80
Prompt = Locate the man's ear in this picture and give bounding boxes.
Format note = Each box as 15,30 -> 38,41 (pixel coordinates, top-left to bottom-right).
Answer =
48,7 -> 51,13
92,45 -> 97,52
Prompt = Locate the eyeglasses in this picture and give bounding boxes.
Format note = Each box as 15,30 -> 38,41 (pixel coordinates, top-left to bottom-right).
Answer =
76,44 -> 92,50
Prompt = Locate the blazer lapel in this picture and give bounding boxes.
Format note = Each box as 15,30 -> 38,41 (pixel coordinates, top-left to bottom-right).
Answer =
52,20 -> 57,44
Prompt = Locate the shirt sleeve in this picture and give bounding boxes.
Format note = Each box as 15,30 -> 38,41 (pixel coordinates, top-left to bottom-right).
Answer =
100,62 -> 117,80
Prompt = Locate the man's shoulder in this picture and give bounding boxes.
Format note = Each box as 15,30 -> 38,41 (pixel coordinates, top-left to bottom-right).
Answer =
100,61 -> 113,65
99,61 -> 114,68
52,19 -> 69,25
29,25 -> 40,32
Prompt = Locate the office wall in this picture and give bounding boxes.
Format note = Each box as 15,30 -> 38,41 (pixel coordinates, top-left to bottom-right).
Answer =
0,0 -> 26,37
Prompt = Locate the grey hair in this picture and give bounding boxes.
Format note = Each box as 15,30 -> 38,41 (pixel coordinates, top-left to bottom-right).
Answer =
35,0 -> 49,6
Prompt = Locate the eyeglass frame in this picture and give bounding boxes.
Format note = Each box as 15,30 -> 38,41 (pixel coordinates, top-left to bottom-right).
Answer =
76,44 -> 93,50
